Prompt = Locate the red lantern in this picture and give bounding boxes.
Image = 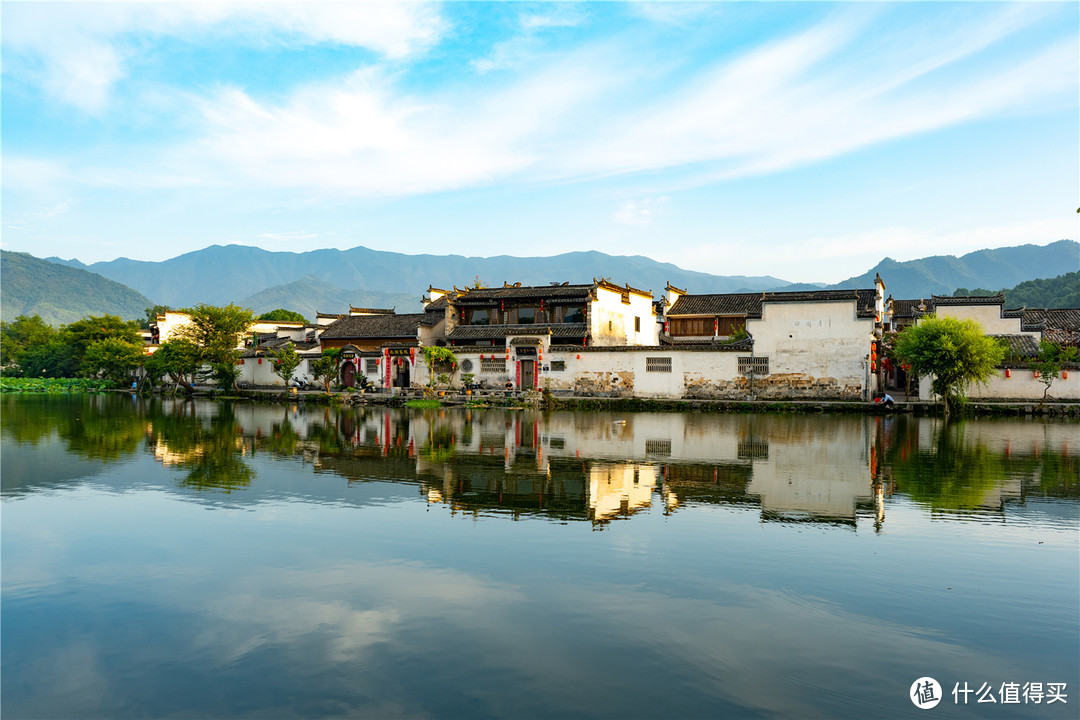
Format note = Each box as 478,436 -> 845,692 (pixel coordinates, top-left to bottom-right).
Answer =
240,359 -> 245,365
1063,371 -> 1069,379
258,358 -> 262,364
1005,368 -> 1011,378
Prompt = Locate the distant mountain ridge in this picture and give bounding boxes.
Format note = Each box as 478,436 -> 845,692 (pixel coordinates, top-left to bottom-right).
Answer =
22,239 -> 1079,325
239,276 -> 421,318
2,251 -> 153,326
44,245 -> 788,309
819,240 -> 1079,299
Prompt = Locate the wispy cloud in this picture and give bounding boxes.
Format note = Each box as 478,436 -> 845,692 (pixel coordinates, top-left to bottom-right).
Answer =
7,3 -> 1075,208
614,197 -> 669,226
2,2 -> 445,113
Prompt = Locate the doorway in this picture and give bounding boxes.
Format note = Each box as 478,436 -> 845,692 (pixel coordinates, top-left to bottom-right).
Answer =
341,361 -> 355,388
521,360 -> 536,389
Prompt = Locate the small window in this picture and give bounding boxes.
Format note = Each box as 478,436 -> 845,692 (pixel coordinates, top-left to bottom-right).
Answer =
513,307 -> 536,324
645,439 -> 671,456
364,359 -> 379,375
738,357 -> 769,375
635,316 -> 641,332
460,359 -> 474,373
481,358 -> 506,374
646,357 -> 672,373
550,360 -> 566,372
564,306 -> 584,324
608,320 -> 613,331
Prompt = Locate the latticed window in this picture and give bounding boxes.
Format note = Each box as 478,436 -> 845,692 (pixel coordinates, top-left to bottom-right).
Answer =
364,359 -> 378,375
481,358 -> 506,373
549,360 -> 566,371
738,357 -> 769,375
646,357 -> 672,373
645,439 -> 672,456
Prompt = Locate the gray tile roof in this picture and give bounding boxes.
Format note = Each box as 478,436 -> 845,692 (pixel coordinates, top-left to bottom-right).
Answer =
667,293 -> 763,317
447,323 -> 589,341
319,313 -> 425,340
453,283 -> 595,305
992,334 -> 1041,357
1021,308 -> 1080,332
931,294 -> 1006,306
669,289 -> 878,319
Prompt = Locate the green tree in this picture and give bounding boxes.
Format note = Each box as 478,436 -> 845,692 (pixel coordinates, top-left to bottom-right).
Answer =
176,304 -> 255,390
64,314 -> 142,372
16,339 -> 78,378
1032,340 -> 1079,400
271,343 -> 301,390
309,350 -> 340,394
154,338 -> 201,393
83,337 -> 144,387
1,315 -> 56,367
421,345 -> 457,388
893,315 -> 1005,417
258,308 -> 307,323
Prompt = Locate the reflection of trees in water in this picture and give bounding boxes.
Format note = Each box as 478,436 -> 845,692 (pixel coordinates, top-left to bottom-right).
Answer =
885,419 -> 1079,511
148,401 -> 254,493
2,393 -> 147,462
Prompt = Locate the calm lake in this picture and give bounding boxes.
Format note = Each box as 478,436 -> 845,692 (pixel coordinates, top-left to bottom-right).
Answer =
2,394 -> 1077,719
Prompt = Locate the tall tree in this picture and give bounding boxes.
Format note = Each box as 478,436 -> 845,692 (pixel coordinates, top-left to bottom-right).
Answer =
893,315 -> 1004,417
1,315 -> 56,367
271,344 -> 302,390
176,304 -> 255,390
309,350 -> 340,394
83,337 -> 144,387
64,314 -> 142,371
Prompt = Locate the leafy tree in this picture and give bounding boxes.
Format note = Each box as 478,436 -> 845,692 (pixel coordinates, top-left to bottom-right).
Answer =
1,315 -> 56,367
422,345 -> 457,388
64,314 -> 142,371
893,315 -> 1004,417
16,339 -> 78,378
154,338 -> 201,393
1032,340 -> 1079,400
83,337 -> 144,387
258,308 -> 307,323
176,304 -> 255,390
309,350 -> 340,394
270,343 -> 301,389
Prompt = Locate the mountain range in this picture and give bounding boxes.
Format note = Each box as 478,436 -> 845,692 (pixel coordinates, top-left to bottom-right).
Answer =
1,251 -> 154,326
46,245 -> 787,312
5,239 -> 1076,326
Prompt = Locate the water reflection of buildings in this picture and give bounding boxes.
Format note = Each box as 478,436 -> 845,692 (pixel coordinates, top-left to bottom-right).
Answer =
134,401 -> 1076,527
262,408 -> 883,528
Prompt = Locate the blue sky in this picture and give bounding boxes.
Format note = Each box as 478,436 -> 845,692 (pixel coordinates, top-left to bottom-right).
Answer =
2,1 -> 1077,284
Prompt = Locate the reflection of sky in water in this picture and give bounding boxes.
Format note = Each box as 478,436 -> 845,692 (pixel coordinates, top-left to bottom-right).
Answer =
2,397 -> 1077,718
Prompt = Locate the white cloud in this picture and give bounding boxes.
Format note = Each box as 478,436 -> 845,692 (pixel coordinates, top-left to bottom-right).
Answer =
614,197 -> 669,226
9,3 -> 1075,209
2,2 -> 445,113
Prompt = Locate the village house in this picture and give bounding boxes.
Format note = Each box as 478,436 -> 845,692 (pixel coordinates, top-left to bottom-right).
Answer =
645,277 -> 886,400
316,307 -> 445,389
417,280 -> 658,391
888,294 -> 1080,401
